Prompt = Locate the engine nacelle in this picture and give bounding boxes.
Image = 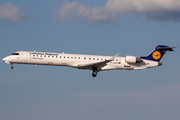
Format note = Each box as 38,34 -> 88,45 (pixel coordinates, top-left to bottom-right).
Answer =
125,56 -> 141,63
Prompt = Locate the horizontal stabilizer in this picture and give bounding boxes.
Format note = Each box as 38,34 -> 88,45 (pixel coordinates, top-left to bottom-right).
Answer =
157,46 -> 176,51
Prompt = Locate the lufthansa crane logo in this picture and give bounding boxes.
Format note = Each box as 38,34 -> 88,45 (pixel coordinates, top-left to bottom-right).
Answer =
152,51 -> 161,60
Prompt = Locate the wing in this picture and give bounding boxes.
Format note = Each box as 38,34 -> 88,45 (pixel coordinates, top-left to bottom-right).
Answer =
78,53 -> 118,71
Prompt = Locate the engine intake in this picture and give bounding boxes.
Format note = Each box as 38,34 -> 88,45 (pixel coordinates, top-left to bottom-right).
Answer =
125,56 -> 142,63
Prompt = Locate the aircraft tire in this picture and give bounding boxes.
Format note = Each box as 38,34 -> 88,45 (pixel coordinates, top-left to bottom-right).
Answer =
92,71 -> 97,77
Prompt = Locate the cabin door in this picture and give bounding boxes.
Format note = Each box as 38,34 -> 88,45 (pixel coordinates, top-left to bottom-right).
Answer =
22,52 -> 28,61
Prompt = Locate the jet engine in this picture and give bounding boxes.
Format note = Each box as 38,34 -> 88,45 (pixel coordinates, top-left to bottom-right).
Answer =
125,56 -> 142,63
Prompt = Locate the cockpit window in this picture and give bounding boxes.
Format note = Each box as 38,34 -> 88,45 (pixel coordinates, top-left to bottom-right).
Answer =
11,53 -> 19,55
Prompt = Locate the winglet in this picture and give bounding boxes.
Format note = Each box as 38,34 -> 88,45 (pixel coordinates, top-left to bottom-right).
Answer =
108,53 -> 119,61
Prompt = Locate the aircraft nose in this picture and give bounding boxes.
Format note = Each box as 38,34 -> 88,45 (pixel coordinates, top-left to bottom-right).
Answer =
2,56 -> 11,64
2,57 -> 9,62
2,57 -> 6,61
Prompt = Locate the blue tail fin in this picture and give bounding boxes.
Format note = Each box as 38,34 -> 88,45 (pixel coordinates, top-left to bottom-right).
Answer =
140,45 -> 174,62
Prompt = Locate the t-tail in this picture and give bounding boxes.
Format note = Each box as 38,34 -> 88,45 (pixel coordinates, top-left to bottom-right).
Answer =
140,45 -> 175,62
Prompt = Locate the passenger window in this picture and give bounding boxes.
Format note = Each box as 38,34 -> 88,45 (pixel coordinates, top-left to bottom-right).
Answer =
37,55 -> 38,57
48,56 -> 50,57
84,58 -> 86,60
44,55 -> 46,57
89,58 -> 91,60
78,57 -> 80,59
33,55 -> 35,57
93,58 -> 95,60
71,57 -> 73,59
75,57 -> 76,59
97,58 -> 99,60
60,56 -> 61,58
64,56 -> 65,58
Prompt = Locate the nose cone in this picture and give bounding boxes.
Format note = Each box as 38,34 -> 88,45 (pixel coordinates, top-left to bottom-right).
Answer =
2,57 -> 7,61
2,56 -> 10,63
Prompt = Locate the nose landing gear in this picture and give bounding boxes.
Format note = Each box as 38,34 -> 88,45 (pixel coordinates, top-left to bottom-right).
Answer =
11,63 -> 14,69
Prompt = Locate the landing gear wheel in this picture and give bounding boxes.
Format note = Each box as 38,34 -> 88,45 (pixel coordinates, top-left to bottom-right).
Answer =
11,66 -> 14,69
92,71 -> 97,77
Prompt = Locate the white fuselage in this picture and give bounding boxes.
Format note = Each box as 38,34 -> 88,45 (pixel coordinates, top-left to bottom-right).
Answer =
2,51 -> 160,71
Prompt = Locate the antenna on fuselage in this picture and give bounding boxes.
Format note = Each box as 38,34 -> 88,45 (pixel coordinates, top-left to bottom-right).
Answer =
34,50 -> 36,52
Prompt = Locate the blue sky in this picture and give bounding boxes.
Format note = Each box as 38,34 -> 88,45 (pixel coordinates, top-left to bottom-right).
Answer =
0,0 -> 180,120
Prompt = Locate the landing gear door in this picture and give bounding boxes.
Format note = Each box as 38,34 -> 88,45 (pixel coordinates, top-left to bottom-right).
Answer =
22,51 -> 28,61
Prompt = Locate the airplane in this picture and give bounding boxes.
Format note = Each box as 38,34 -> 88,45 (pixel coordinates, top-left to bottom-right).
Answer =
2,45 -> 174,77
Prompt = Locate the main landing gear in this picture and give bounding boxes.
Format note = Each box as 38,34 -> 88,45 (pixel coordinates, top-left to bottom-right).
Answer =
11,63 -> 14,69
92,70 -> 97,77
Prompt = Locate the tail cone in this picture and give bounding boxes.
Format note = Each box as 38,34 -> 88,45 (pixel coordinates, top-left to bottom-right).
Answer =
158,62 -> 162,66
